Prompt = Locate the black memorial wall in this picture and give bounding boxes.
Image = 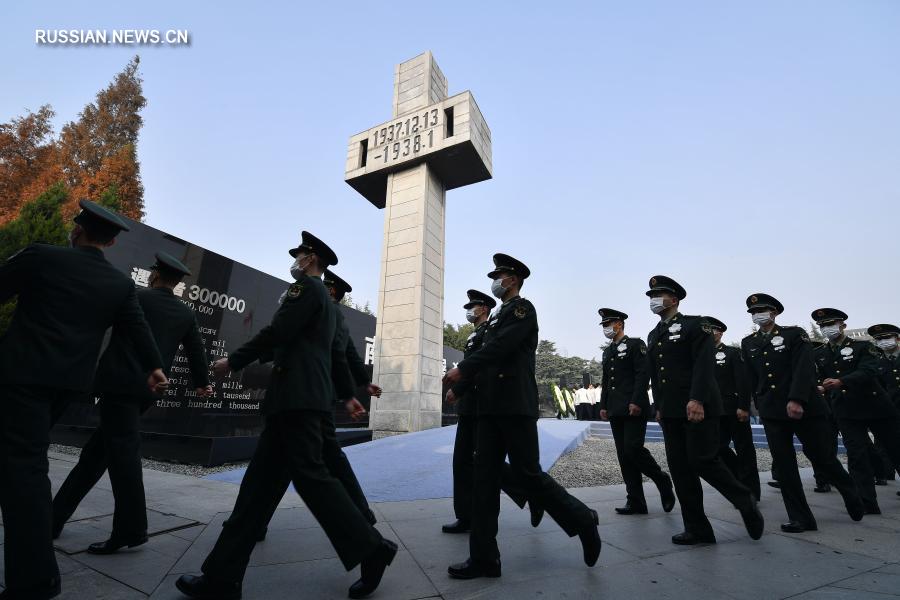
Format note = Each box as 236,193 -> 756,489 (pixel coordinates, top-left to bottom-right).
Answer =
52,219 -> 463,465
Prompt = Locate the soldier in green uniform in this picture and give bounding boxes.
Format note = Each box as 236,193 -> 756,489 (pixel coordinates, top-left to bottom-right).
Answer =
869,323 -> 900,493
175,233 -> 396,600
742,296 -> 863,532
246,268 -> 380,543
812,308 -> 900,515
52,252 -> 213,554
442,290 -> 540,534
645,276 -> 763,545
869,324 -> 900,409
443,254 -> 601,579
703,317 -> 760,501
0,200 -> 166,600
597,308 -> 675,515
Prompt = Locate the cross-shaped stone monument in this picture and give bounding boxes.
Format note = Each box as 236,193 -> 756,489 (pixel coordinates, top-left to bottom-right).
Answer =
344,52 -> 492,437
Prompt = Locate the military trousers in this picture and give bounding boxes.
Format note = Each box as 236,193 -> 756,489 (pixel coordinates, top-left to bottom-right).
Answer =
837,417 -> 900,510
202,410 -> 382,583
0,385 -> 71,597
240,412 -> 376,538
575,404 -> 592,421
609,416 -> 666,509
813,415 -> 840,487
52,394 -> 148,539
763,416 -> 860,528
659,417 -> 754,539
469,415 -> 595,561
718,415 -> 761,500
452,415 -> 528,521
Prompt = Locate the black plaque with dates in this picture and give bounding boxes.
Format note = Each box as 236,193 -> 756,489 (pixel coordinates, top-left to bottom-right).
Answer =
51,219 -> 463,465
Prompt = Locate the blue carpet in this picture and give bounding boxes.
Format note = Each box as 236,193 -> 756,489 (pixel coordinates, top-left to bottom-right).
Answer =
206,419 -> 592,502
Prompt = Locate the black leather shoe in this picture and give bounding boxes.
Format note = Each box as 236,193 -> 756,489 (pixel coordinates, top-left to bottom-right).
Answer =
175,574 -> 241,599
739,501 -> 765,540
447,557 -> 502,580
529,502 -> 544,527
671,531 -> 716,545
349,539 -> 398,599
875,479 -> 888,486
87,533 -> 149,555
814,483 -> 831,493
845,497 -> 865,522
441,519 -> 470,534
864,503 -> 882,515
578,509 -> 602,567
767,480 -> 781,489
780,521 -> 817,533
658,474 -> 676,513
614,503 -> 648,515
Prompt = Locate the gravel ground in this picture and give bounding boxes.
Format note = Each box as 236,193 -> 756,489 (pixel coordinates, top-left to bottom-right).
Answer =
549,437 -> 832,488
49,444 -> 249,478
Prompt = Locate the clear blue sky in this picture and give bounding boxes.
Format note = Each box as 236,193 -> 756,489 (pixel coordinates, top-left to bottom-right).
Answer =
3,1 -> 899,359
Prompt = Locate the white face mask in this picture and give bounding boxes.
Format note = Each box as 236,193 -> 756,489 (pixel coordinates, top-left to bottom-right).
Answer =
290,254 -> 312,281
751,311 -> 773,326
602,325 -> 616,339
649,297 -> 667,314
876,338 -> 898,350
465,308 -> 478,323
491,277 -> 508,299
821,324 -> 842,340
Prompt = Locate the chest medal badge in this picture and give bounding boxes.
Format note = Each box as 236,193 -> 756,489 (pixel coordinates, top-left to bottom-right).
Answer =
716,351 -> 726,365
668,322 -> 682,341
841,346 -> 854,361
772,336 -> 785,351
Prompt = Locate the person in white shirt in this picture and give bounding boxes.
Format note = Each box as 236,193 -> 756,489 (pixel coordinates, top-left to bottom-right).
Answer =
574,385 -> 592,420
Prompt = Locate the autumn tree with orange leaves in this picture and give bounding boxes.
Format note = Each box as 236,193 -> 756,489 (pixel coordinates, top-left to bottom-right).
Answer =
0,56 -> 147,225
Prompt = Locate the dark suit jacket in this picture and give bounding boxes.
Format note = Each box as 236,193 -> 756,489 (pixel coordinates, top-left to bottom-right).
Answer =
741,325 -> 826,420
599,335 -> 650,418
814,338 -> 897,420
457,296 -> 539,418
647,313 -> 722,419
713,343 -> 750,413
0,244 -> 162,392
94,286 -> 209,399
227,275 -> 353,415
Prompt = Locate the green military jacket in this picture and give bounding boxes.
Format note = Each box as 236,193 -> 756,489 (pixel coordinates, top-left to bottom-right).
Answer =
814,337 -> 897,420
228,275 -> 353,415
742,325 -> 825,420
457,296 -> 539,418
599,336 -> 650,418
451,320 -> 489,417
646,313 -> 722,419
875,350 -> 900,409
713,343 -> 750,414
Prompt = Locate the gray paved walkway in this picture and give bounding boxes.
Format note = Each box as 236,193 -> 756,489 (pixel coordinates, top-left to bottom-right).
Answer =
2,450 -> 899,599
